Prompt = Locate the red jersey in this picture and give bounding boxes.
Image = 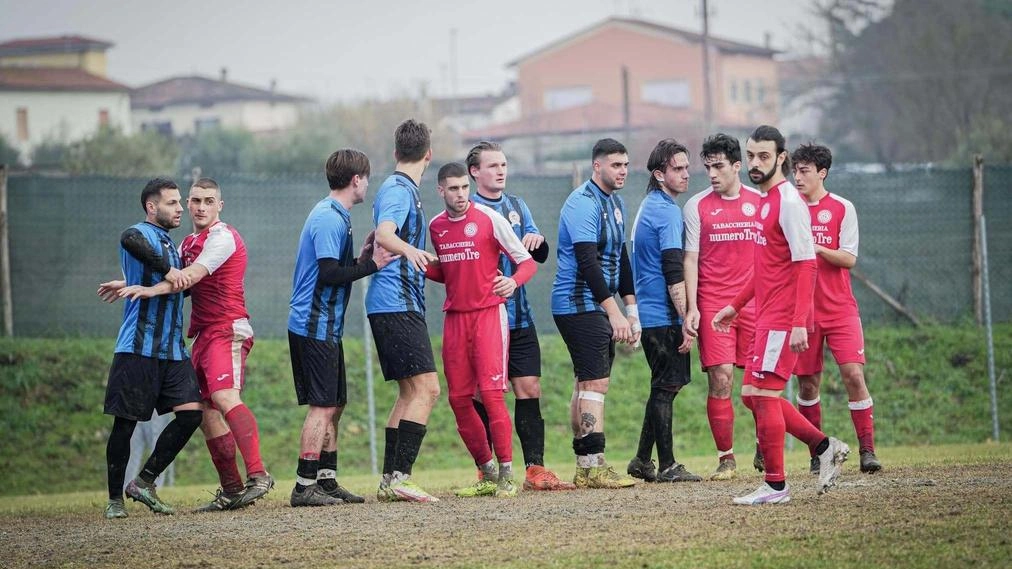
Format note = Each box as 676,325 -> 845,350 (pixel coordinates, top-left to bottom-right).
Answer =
427,203 -> 536,313
180,221 -> 250,336
808,192 -> 860,323
751,181 -> 816,329
684,185 -> 762,310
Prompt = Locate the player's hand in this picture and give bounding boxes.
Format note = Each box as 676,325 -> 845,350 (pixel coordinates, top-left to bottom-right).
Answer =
492,276 -> 518,298
358,230 -> 377,264
371,243 -> 400,270
163,267 -> 190,291
521,233 -> 545,251
627,314 -> 642,348
682,307 -> 700,339
790,326 -> 809,353
404,246 -> 437,272
711,305 -> 737,333
97,280 -> 126,303
608,312 -> 632,343
118,285 -> 156,301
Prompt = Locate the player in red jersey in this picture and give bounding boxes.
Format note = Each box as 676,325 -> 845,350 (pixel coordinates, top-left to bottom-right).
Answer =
425,163 -> 536,498
713,126 -> 849,505
682,133 -> 761,480
105,178 -> 273,511
791,143 -> 881,474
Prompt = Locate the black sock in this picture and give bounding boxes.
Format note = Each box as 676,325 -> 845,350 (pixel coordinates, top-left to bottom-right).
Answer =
139,410 -> 201,484
814,438 -> 830,456
318,450 -> 338,491
768,480 -> 786,491
382,427 -> 398,475
296,458 -> 319,491
106,417 -> 137,500
649,388 -> 677,470
393,420 -> 426,475
472,399 -> 494,456
514,398 -> 545,468
635,399 -> 654,462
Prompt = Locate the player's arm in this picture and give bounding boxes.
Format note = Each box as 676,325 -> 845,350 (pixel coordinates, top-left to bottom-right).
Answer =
784,197 -> 818,352
681,199 -> 702,339
518,200 -> 549,262
119,228 -> 189,290
618,243 -> 641,345
573,242 -> 631,343
817,200 -> 859,268
712,276 -> 754,333
489,206 -> 536,296
375,220 -> 434,272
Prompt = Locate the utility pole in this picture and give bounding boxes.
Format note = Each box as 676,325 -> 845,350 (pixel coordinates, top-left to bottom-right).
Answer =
701,0 -> 714,131
622,65 -> 631,144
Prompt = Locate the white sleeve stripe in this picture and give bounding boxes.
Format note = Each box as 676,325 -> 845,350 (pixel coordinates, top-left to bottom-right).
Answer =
478,203 -> 531,264
779,188 -> 816,261
683,191 -> 706,252
192,224 -> 236,274
838,196 -> 859,257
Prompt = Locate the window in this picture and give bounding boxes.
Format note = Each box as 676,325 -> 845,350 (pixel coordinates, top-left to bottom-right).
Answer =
16,108 -> 28,141
544,86 -> 592,111
142,121 -> 173,136
756,81 -> 767,104
743,80 -> 753,103
729,80 -> 738,103
98,109 -> 110,127
641,79 -> 691,108
194,117 -> 221,133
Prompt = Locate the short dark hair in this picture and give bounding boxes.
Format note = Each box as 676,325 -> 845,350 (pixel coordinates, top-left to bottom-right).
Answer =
140,177 -> 179,212
700,133 -> 742,164
592,138 -> 627,162
394,119 -> 431,162
437,162 -> 468,184
791,143 -> 833,176
749,124 -> 790,176
192,177 -> 220,191
465,140 -> 502,180
326,149 -> 371,190
646,139 -> 689,190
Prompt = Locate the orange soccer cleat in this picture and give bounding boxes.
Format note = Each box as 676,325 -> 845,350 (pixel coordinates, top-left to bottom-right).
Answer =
523,465 -> 577,491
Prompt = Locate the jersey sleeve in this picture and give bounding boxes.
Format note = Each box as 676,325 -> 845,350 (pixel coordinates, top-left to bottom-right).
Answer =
481,204 -> 532,265
519,199 -> 540,236
838,197 -> 859,257
658,201 -> 684,252
781,195 -> 816,261
374,186 -> 409,228
311,212 -> 346,260
683,194 -> 702,252
561,194 -> 600,244
191,224 -> 236,274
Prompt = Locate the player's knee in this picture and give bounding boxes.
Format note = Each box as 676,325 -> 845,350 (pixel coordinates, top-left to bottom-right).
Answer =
512,376 -> 541,399
174,409 -> 203,433
210,389 -> 242,412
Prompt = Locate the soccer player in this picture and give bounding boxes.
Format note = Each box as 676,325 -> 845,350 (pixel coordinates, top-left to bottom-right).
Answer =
99,178 -> 202,518
425,162 -> 537,498
682,134 -> 762,480
366,119 -> 442,503
791,143 -> 881,474
712,125 -> 849,505
108,178 -> 276,512
552,138 -> 640,489
288,150 -> 397,507
626,139 -> 702,484
467,141 -> 575,491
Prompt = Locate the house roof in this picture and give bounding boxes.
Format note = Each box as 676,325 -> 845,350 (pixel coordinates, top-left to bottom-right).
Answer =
131,75 -> 312,109
0,35 -> 113,56
462,100 -> 697,140
0,66 -> 129,92
508,17 -> 778,67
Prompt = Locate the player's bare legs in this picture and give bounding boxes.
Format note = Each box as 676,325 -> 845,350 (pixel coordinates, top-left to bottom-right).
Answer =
380,372 -> 440,502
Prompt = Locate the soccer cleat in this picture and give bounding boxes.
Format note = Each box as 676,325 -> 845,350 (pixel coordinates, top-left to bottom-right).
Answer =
817,437 -> 850,495
732,482 -> 791,505
860,450 -> 882,473
575,464 -> 637,489
104,498 -> 128,519
125,478 -> 174,515
656,463 -> 703,483
454,479 -> 498,498
810,456 -> 821,475
753,448 -> 765,473
320,480 -> 365,503
290,484 -> 340,507
390,477 -> 440,503
524,465 -> 577,491
495,476 -> 520,498
376,475 -> 398,502
626,456 -> 658,482
709,457 -> 737,481
194,487 -> 247,512
235,473 -> 274,508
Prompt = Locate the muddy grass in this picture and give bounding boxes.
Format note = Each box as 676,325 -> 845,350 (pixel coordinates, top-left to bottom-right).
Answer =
3,462 -> 1010,569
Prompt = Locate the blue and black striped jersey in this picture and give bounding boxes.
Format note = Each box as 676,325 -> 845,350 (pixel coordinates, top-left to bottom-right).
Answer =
365,173 -> 427,315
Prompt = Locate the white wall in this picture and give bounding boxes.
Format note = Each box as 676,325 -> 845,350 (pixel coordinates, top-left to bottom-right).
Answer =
0,90 -> 131,161
133,100 -> 302,136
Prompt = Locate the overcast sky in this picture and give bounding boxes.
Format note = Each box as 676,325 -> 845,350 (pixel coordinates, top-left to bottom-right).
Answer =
1,0 -> 825,102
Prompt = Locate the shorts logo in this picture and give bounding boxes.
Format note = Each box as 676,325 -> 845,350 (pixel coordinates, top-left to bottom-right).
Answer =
508,211 -> 521,226
760,203 -> 771,219
464,222 -> 478,237
817,209 -> 832,224
857,348 -> 865,355
742,203 -> 757,217
215,373 -> 230,382
614,208 -> 623,225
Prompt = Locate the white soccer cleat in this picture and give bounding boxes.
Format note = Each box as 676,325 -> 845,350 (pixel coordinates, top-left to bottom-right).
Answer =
732,482 -> 791,505
817,437 -> 850,495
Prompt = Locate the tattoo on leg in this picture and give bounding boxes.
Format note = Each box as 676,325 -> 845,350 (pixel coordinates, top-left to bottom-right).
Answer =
580,413 -> 597,436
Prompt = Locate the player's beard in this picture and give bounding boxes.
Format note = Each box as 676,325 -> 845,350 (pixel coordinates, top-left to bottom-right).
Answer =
749,161 -> 778,186
155,210 -> 180,230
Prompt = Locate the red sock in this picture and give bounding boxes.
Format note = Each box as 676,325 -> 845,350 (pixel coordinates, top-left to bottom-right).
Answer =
205,433 -> 244,493
480,389 -> 514,464
707,397 -> 735,459
753,396 -> 786,483
849,399 -> 875,452
224,404 -> 265,478
797,398 -> 822,431
780,398 -> 826,450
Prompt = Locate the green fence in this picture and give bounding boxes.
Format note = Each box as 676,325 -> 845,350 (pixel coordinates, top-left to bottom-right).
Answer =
8,165 -> 1011,338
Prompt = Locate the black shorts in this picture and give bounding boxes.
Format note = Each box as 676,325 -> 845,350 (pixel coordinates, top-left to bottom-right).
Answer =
289,332 -> 347,407
509,325 -> 542,378
554,312 -> 615,381
368,311 -> 437,382
104,353 -> 201,421
641,325 -> 692,389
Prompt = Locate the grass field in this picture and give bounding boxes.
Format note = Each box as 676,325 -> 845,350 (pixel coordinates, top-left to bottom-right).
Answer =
1,443 -> 1009,569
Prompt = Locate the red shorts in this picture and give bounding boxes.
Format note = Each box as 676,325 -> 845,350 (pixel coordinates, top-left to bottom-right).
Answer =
698,304 -> 755,370
191,319 -> 254,402
442,305 -> 509,400
742,327 -> 797,390
794,316 -> 866,375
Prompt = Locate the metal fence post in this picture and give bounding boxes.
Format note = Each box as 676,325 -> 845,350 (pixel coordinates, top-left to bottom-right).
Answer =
363,279 -> 378,474
0,164 -> 11,337
980,216 -> 999,442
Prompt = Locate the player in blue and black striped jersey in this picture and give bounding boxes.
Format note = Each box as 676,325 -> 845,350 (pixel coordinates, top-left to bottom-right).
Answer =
552,138 -> 641,489
365,119 -> 442,503
99,178 -> 203,519
467,141 -> 575,491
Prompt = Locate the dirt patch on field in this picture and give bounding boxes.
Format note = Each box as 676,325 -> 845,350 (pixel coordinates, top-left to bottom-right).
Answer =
3,463 -> 1010,569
